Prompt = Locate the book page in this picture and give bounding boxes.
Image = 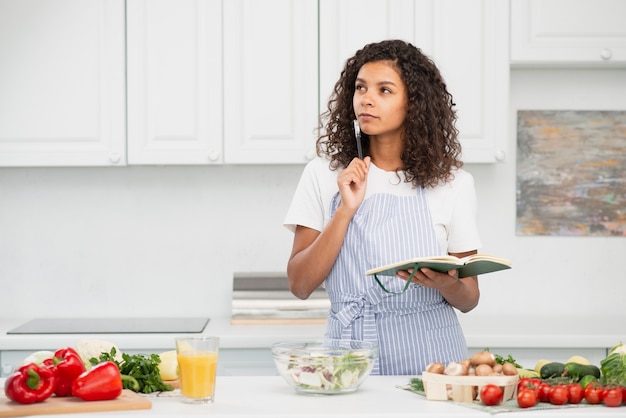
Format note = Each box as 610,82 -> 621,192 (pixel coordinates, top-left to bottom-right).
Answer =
461,254 -> 512,266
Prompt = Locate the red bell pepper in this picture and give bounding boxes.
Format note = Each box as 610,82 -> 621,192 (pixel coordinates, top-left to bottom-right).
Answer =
71,361 -> 123,401
43,347 -> 86,397
4,362 -> 57,404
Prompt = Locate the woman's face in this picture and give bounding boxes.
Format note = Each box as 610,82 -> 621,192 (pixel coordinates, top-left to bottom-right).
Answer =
353,60 -> 407,140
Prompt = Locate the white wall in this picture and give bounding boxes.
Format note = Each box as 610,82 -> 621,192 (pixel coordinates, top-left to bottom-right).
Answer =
1,68 -> 625,320
466,68 -> 626,317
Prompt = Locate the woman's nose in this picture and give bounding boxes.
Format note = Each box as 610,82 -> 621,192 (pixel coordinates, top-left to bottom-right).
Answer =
358,91 -> 373,107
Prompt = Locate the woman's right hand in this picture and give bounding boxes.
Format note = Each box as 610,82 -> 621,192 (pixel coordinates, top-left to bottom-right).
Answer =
337,156 -> 370,212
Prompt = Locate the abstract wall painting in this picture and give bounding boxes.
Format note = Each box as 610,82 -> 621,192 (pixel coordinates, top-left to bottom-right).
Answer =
516,110 -> 626,236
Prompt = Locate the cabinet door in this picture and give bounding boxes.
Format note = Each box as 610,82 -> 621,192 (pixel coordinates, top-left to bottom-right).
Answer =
320,0 -> 509,163
319,0 -> 427,109
511,0 -> 626,66
223,0 -> 318,164
127,0 -> 223,164
430,0 -> 509,163
0,0 -> 125,166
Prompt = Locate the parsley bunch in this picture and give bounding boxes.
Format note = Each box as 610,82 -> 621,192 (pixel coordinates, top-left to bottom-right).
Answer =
90,347 -> 174,394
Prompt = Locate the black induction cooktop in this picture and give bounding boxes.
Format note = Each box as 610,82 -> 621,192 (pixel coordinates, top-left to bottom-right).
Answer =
7,317 -> 210,334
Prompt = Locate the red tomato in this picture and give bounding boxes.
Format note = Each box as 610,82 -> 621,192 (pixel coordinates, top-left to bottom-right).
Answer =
567,383 -> 584,404
538,382 -> 552,403
622,387 -> 626,405
517,388 -> 538,408
584,384 -> 603,405
480,384 -> 503,406
548,385 -> 569,405
602,387 -> 623,407
517,377 -> 541,397
517,377 -> 531,393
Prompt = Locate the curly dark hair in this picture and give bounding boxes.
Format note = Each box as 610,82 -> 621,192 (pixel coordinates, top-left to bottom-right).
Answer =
317,39 -> 462,188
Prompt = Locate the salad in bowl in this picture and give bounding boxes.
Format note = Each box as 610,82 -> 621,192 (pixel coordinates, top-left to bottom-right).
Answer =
271,339 -> 378,394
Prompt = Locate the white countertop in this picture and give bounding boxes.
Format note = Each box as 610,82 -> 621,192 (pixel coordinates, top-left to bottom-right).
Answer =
1,315 -> 624,352
2,376 -> 626,417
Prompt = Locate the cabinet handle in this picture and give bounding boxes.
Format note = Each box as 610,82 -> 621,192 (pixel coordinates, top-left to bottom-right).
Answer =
1,363 -> 14,376
208,151 -> 220,162
109,152 -> 121,164
600,48 -> 613,61
305,150 -> 316,161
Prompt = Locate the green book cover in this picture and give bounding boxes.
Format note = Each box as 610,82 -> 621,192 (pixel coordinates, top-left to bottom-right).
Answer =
366,254 -> 511,279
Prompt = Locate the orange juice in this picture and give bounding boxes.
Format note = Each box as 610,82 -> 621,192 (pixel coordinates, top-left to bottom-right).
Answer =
177,351 -> 218,399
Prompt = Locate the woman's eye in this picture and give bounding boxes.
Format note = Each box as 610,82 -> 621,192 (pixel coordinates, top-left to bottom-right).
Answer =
381,87 -> 391,94
355,85 -> 365,91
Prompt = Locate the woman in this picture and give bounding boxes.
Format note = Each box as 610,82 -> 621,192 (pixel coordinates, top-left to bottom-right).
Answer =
283,40 -> 481,375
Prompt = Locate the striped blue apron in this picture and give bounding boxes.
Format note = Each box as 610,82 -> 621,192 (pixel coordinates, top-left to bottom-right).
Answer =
324,188 -> 468,375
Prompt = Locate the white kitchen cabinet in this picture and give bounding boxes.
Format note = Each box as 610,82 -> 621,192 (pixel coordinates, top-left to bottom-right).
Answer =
0,0 -> 126,167
319,0 -> 510,163
222,0 -> 319,164
127,0 -> 223,164
511,0 -> 626,66
128,0 -> 318,165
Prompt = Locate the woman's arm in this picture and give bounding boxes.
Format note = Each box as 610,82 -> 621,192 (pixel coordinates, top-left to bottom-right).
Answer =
287,157 -> 370,299
286,209 -> 351,299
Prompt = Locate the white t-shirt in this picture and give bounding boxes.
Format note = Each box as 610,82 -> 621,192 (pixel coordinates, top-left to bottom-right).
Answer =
284,156 -> 482,255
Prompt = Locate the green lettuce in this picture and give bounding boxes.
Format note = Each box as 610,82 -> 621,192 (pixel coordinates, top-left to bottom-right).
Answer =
600,342 -> 626,385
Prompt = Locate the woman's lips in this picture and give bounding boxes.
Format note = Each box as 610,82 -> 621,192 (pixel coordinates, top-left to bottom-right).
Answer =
358,113 -> 376,122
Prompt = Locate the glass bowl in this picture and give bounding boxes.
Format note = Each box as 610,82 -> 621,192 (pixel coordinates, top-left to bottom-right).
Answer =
271,339 -> 378,395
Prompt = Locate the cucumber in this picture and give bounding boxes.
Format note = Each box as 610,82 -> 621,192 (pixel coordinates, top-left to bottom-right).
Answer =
540,362 -> 566,379
564,362 -> 601,381
579,375 -> 598,389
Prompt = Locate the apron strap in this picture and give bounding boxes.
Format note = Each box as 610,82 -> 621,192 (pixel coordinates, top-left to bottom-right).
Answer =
334,285 -> 384,328
372,266 -> 419,295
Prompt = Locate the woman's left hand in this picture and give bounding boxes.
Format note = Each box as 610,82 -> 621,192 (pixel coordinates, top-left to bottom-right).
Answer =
396,268 -> 458,290
396,259 -> 480,313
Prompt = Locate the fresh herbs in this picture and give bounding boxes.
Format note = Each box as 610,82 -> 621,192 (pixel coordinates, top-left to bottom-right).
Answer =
90,347 -> 174,394
409,377 -> 425,393
493,353 -> 522,369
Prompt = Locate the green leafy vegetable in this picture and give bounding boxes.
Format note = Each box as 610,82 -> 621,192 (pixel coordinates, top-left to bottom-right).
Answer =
409,377 -> 425,392
493,353 -> 522,368
600,342 -> 626,386
90,347 -> 174,394
280,351 -> 372,391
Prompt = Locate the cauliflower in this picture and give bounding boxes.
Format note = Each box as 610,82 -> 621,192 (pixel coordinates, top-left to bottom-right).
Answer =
20,350 -> 54,366
76,339 -> 123,368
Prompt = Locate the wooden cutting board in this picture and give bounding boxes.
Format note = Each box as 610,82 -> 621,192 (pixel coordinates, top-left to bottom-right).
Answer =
0,389 -> 151,417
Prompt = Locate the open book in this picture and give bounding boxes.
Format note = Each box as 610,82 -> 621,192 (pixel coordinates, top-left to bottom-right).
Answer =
366,254 -> 511,279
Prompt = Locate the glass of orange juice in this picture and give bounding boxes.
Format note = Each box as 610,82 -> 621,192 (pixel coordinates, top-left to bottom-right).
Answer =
175,336 -> 219,404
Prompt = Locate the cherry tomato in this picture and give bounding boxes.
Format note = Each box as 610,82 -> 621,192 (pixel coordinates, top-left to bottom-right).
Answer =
584,384 -> 603,405
602,387 -> 623,407
567,383 -> 584,404
517,377 -> 531,393
517,388 -> 538,408
529,378 -> 542,389
480,384 -> 503,406
517,377 -> 541,397
538,382 -> 552,403
548,385 -> 569,405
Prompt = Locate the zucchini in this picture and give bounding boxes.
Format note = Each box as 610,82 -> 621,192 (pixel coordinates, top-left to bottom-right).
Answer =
540,362 -> 566,379
564,362 -> 601,381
